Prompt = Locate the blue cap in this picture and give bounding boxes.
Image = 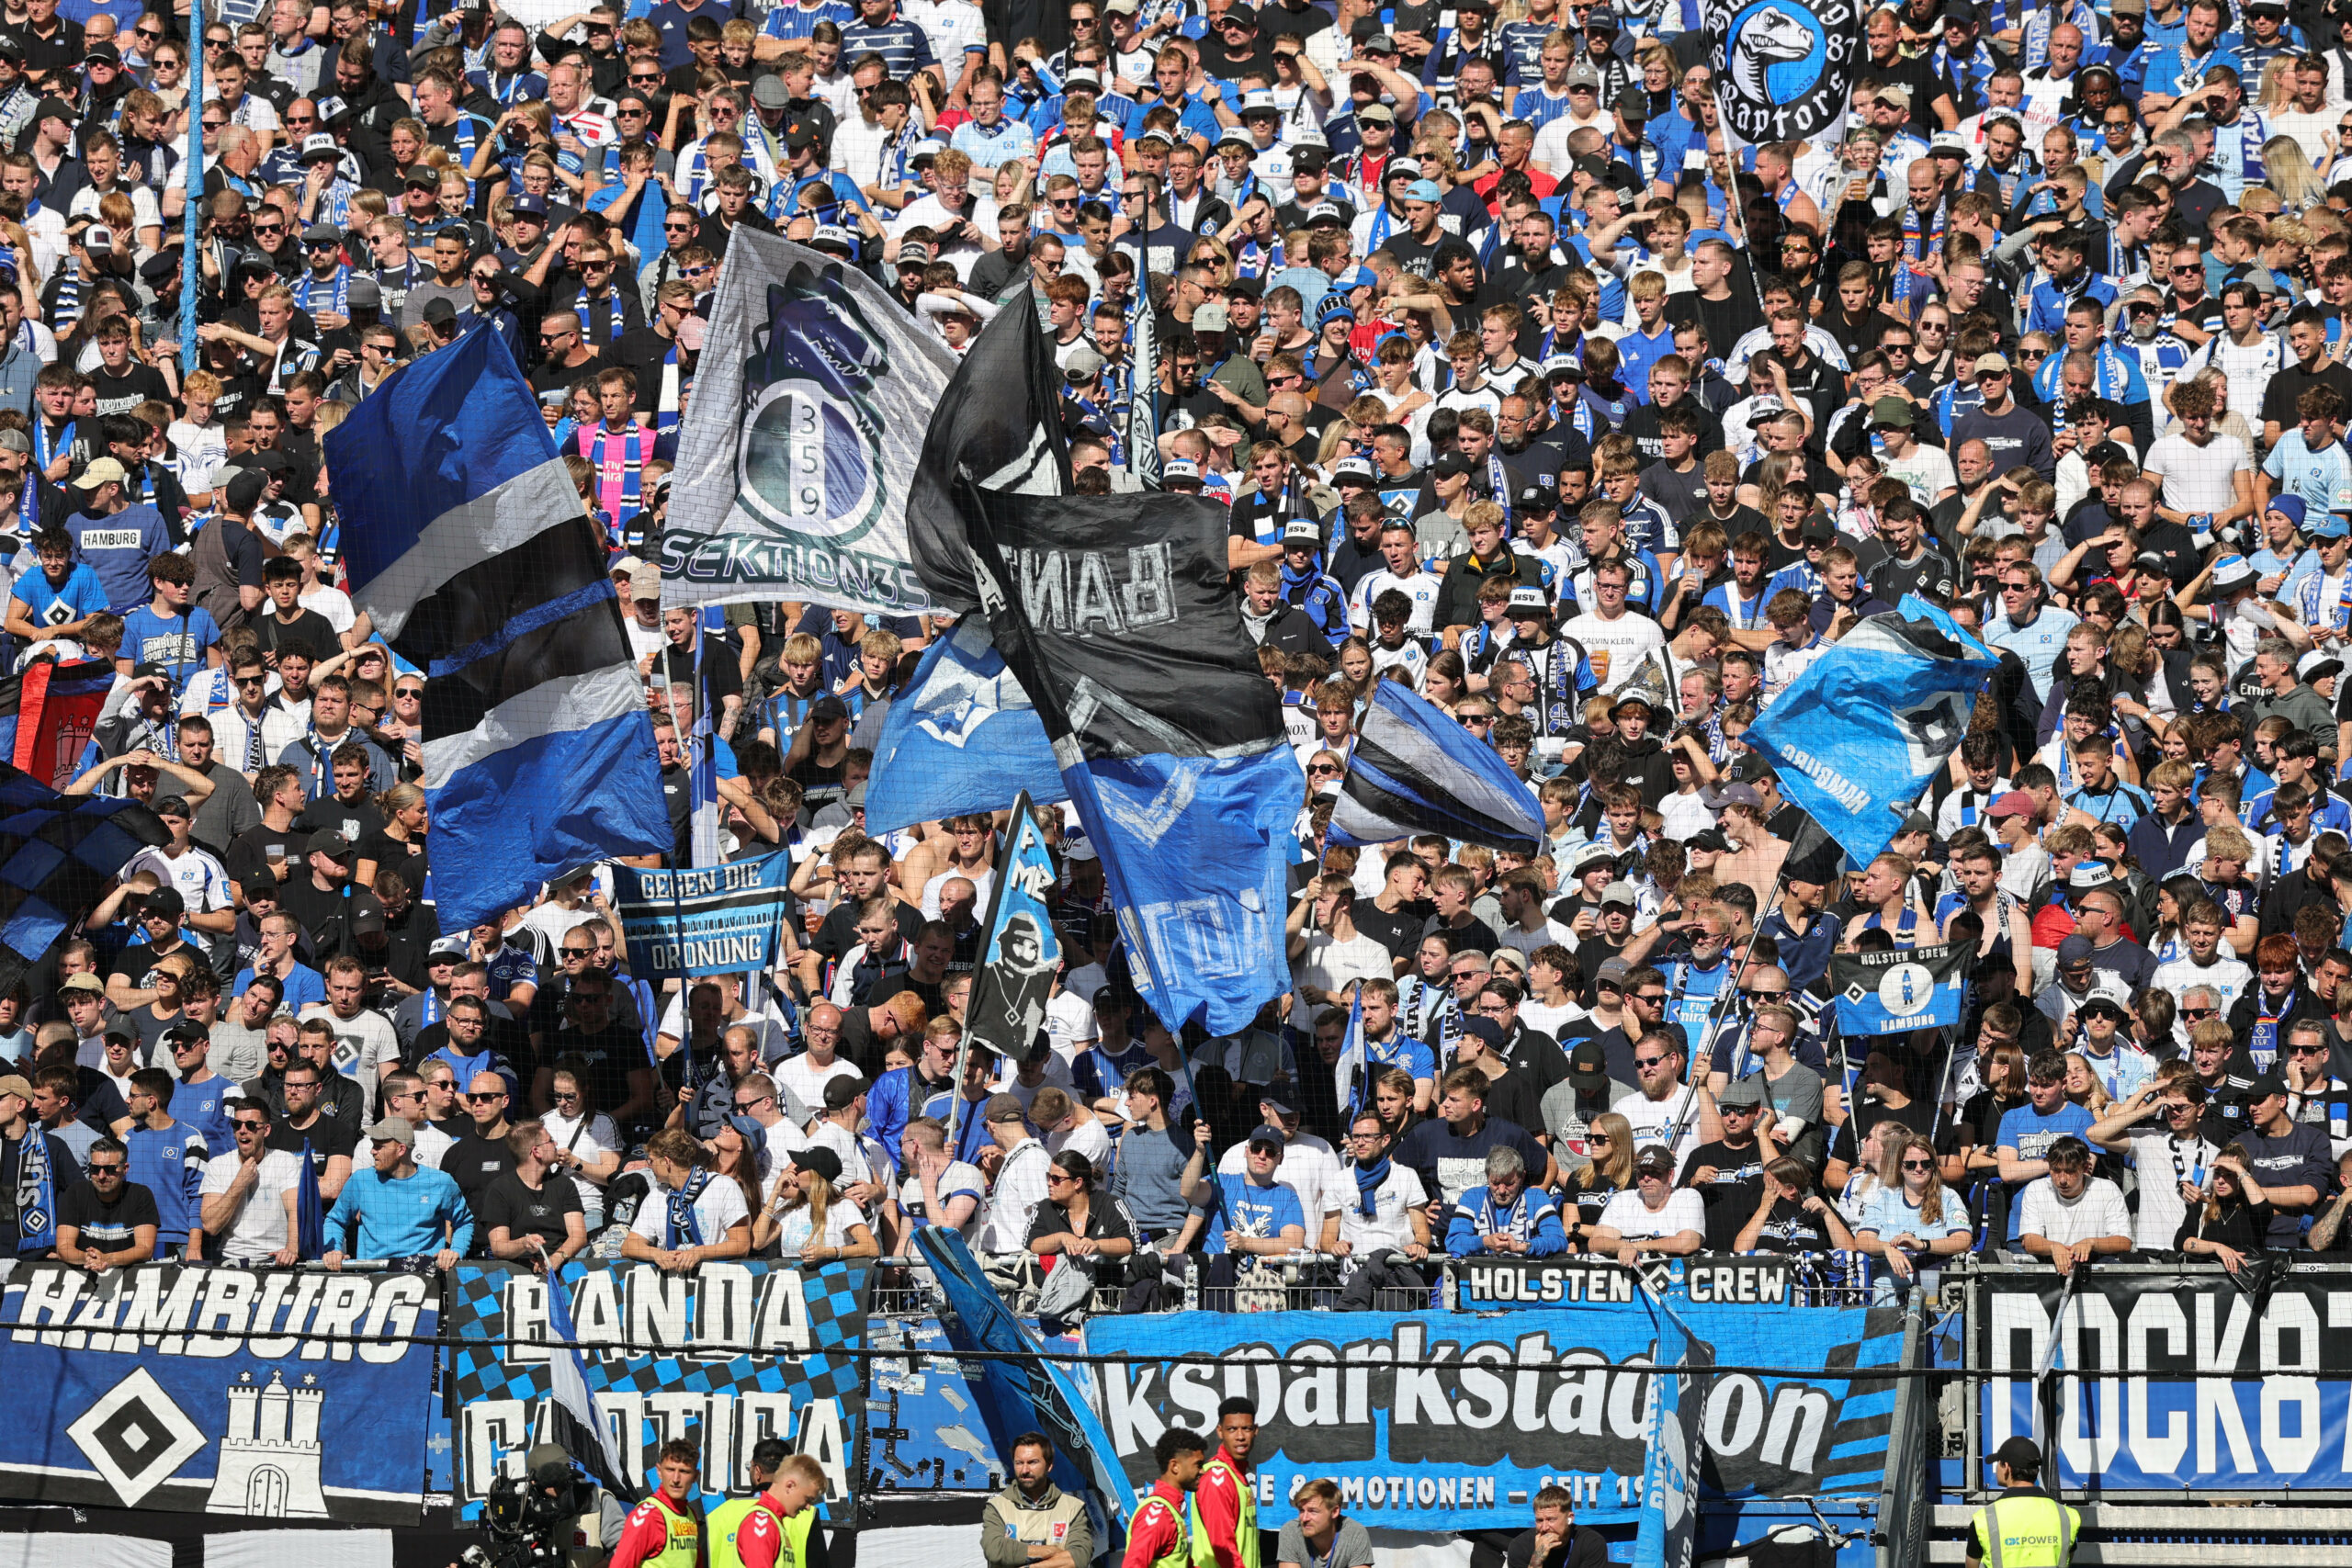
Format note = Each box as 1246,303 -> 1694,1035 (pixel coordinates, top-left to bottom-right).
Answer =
2315,513 -> 2351,540
511,192 -> 550,218
1403,178 -> 1444,202
1338,265 -> 1379,291
1317,294 -> 1355,325
2270,493 -> 2309,531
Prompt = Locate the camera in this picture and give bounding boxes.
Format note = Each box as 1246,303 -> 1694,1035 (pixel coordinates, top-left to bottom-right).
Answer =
465,1445 -> 594,1568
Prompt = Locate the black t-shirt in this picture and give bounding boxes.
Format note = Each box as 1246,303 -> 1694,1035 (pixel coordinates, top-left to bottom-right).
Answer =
544,1021 -> 642,1120
1421,912 -> 1500,956
814,897 -> 924,961
90,363 -> 173,419
1503,1525 -> 1611,1568
1350,897 -> 1427,964
445,1132 -> 518,1212
479,1169 -> 582,1251
256,607 -> 342,663
58,1178 -> 158,1250
296,792 -> 389,846
267,1114 -> 358,1182
1682,1134 -> 1769,1251
278,877 -> 356,955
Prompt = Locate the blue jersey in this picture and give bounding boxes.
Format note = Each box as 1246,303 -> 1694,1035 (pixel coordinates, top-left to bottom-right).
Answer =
173,1072 -> 238,1157
1205,1171 -> 1306,1254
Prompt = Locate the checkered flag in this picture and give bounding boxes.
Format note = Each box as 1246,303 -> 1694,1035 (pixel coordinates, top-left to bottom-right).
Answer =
0,763 -> 169,995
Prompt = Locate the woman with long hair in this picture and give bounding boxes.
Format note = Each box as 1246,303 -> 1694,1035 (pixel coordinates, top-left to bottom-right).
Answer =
2063,1051 -> 2114,1120
1854,1129 -> 1974,1291
754,1147 -> 879,1263
2177,1143 -> 2271,1273
1564,1110 -> 1635,1235
2267,141 -> 2328,212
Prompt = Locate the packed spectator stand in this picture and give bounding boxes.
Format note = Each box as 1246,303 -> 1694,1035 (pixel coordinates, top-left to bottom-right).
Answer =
12,0 -> 2352,1558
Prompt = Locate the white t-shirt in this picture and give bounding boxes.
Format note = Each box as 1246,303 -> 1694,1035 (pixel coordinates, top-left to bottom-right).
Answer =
1046,1115 -> 1114,1172
1610,1084 -> 1704,1167
300,584 -> 357,635
198,1148 -> 305,1261
1559,609 -> 1666,695
775,1053 -> 862,1113
1597,1185 -> 1707,1242
630,1174 -> 752,1246
2121,1131 -> 2222,1250
1335,1160 -> 1428,1253
2015,1175 -> 2133,1247
544,1107 -> 618,1217
899,1157 -> 988,1240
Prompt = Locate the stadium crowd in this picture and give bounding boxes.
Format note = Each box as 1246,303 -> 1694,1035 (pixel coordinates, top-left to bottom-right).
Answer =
5,0 -> 2352,1331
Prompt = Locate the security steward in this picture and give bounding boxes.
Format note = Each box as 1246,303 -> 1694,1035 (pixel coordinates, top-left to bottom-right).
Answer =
981,1431 -> 1091,1568
1966,1437 -> 2080,1567
709,1439 -> 830,1568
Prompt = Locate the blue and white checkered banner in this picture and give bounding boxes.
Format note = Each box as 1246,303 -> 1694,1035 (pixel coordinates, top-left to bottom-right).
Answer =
0,1260 -> 439,1523
1829,942 -> 1968,1036
447,1259 -> 870,1522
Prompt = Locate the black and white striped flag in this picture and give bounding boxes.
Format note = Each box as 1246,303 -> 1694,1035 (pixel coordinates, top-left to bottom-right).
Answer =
1328,681 -> 1545,854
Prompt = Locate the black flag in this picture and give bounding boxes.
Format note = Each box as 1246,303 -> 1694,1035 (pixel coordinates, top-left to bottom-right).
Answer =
906,288 -> 1069,614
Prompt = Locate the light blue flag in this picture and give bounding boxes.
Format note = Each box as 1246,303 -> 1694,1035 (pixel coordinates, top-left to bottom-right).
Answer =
326,325 -> 670,929
1746,612 -> 1998,867
865,619 -> 1068,834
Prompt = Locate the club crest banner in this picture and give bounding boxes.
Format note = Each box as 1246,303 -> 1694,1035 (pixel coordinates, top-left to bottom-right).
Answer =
662,231 -> 950,616
0,1260 -> 439,1523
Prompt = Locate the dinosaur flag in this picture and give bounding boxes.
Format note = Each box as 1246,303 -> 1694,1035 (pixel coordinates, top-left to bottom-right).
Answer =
1707,0 -> 1863,149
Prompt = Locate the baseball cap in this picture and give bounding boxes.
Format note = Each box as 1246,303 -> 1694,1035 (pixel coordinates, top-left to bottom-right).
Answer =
790,1145 -> 845,1182
2312,513 -> 2351,540
1634,1145 -> 1678,1179
308,829 -> 353,857
1356,101 -> 1395,123
1514,483 -> 1558,513
1163,458 -> 1204,486
1566,1041 -> 1610,1090
2056,933 -> 2096,966
1331,456 -> 1374,483
1505,585 -> 1549,617
809,694 -> 850,723
1565,61 -> 1600,87
1432,450 -> 1475,479
1986,790 -> 2038,820
512,192 -> 550,219
1870,396 -> 1915,428
984,1093 -> 1030,1125
1246,1124 -> 1286,1151
1595,956 -> 1632,990
74,457 -> 128,489
1403,179 -> 1445,202
1574,842 -> 1618,872
2247,1070 -> 2290,1100
1973,352 -> 2011,377
402,164 -> 440,187
365,1116 -> 416,1146
300,133 -> 341,164
1283,518 -> 1322,544
823,1074 -> 867,1110
1994,1437 -> 2042,1472
57,973 -> 103,996
350,894 -> 387,935
1599,880 -> 1637,908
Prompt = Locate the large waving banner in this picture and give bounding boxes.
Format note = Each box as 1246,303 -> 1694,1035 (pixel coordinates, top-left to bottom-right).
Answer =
662,232 -> 948,615
0,1260 -> 439,1522
1084,1301 -> 1905,1529
610,851 -> 795,985
447,1259 -> 870,1521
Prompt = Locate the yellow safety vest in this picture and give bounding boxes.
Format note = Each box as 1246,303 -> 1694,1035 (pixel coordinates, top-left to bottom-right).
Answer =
1136,1492 -> 1193,1568
707,1494 -> 815,1568
637,1497 -> 701,1568
1970,1489 -> 2080,1568
1189,1455 -> 1259,1568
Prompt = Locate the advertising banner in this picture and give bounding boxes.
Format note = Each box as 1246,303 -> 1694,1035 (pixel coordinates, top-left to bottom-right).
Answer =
447,1259 -> 869,1521
0,1260 -> 439,1523
1977,1264 -> 2352,1492
1085,1301 -> 1905,1529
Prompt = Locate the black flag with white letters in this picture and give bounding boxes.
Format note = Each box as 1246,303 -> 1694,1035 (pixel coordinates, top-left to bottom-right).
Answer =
906,288 -> 1069,615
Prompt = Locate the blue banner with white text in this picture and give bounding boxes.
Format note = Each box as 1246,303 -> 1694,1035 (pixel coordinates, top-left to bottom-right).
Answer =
0,1260 -> 439,1523
612,851 -> 795,984
1084,1302 -> 1905,1529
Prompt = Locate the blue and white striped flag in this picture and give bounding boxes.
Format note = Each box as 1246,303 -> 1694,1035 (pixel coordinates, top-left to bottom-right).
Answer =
1328,680 -> 1545,853
544,1263 -> 641,1503
325,323 -> 671,930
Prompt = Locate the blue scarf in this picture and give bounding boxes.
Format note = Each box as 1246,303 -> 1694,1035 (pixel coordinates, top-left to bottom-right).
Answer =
664,1167 -> 713,1248
14,1127 -> 54,1254
294,267 -> 350,319
1352,1154 -> 1388,1217
578,287 -> 627,342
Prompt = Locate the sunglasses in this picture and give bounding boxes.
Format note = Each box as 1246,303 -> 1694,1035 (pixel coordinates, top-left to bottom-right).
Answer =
1633,1055 -> 1668,1069
1901,1158 -> 1935,1171
466,1090 -> 505,1102
561,945 -> 594,956
89,1162 -> 126,1174
232,1119 -> 268,1131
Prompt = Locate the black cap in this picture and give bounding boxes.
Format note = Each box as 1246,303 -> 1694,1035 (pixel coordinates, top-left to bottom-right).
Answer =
1993,1436 -> 2041,1472
350,893 -> 387,934
421,297 -> 458,325
1567,1039 -> 1609,1089
1460,1016 -> 1505,1047
223,470 -> 270,515
2248,1069 -> 2290,1100
1514,483 -> 1558,513
809,694 -> 850,723
822,1073 -> 867,1110
789,1145 -> 844,1183
1432,451 -> 1475,479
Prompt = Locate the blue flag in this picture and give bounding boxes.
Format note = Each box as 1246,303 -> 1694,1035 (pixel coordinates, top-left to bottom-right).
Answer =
865,619 -> 1068,835
914,1226 -> 1131,1562
295,1137 -> 323,1261
1745,611 -> 1997,866
1329,679 -> 1544,853
0,762 -> 168,995
325,323 -> 670,931
1330,987 -> 1366,1117
1633,1293 -> 1706,1568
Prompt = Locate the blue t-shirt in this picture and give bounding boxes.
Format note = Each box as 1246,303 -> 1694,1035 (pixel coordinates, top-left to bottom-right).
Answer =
1206,1171 -> 1306,1255
1994,1101 -> 2096,1237
68,502 -> 173,613
235,963 -> 327,1012
173,1071 -> 238,1157
11,560 -> 109,631
119,604 -> 221,696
